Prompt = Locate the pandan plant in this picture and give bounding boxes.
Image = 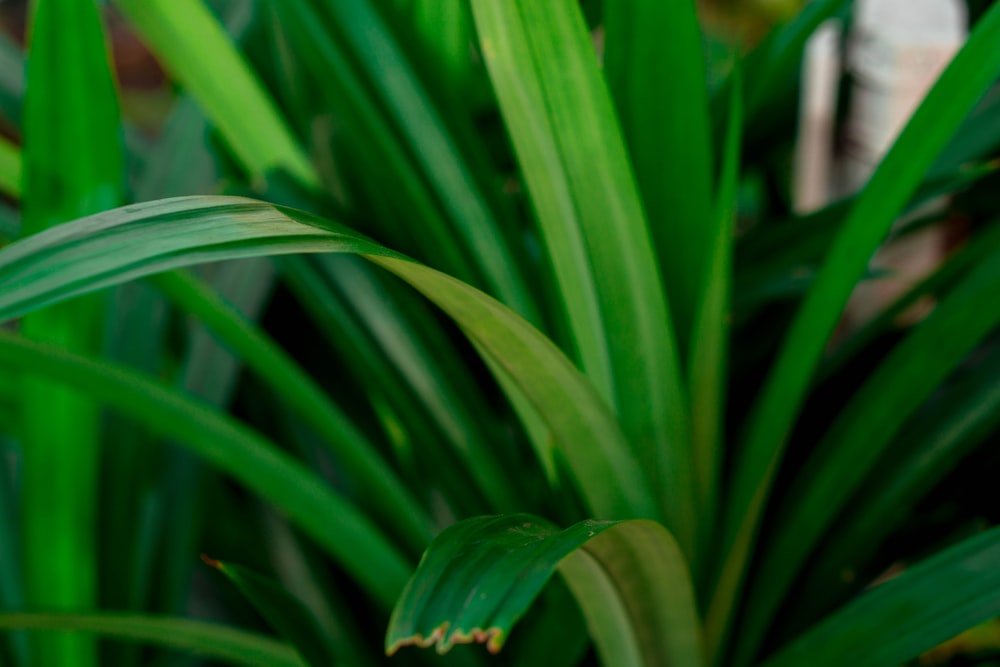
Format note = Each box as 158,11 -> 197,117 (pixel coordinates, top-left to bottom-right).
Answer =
1,0 -> 1000,666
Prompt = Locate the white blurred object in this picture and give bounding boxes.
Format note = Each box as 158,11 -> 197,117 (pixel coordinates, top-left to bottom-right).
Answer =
794,20 -> 842,214
841,0 -> 966,327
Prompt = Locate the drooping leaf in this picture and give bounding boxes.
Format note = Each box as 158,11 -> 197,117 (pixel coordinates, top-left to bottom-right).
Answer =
0,195 -> 652,520
0,612 -> 305,667
385,514 -> 703,667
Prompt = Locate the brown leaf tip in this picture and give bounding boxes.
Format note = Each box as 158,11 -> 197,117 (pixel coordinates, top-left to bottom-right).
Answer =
200,554 -> 221,569
386,623 -> 505,656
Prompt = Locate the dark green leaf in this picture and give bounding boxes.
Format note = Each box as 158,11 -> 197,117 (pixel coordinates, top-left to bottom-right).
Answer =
385,514 -> 702,667
0,612 -> 305,667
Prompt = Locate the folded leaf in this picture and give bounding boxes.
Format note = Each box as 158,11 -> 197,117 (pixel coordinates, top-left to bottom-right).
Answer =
385,514 -> 703,667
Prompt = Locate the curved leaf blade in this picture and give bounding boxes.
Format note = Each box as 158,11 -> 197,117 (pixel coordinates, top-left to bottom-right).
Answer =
385,514 -> 703,667
0,612 -> 304,667
0,195 -> 651,520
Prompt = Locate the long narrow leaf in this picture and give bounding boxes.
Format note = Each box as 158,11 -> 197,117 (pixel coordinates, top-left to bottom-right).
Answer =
112,0 -> 318,188
688,62 -> 741,543
0,613 -> 304,667
0,196 -> 653,520
603,0 -> 714,348
709,4 -> 1000,650
19,2 -> 124,664
472,0 -> 690,544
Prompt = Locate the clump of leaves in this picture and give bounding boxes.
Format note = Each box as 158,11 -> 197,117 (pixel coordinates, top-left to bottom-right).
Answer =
1,1 -> 1000,667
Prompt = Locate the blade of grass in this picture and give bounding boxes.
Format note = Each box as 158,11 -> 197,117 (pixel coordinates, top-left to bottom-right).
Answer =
0,332 -> 412,610
111,0 -> 318,188
709,5 -> 1000,657
735,235 -> 1000,666
19,1 -> 124,665
473,0 -> 691,543
603,0 -> 714,351
0,196 -> 654,520
760,525 -> 1000,667
0,613 -> 305,667
688,62 -> 741,555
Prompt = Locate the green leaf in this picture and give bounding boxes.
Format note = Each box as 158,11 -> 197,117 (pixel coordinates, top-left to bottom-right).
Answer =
112,0 -> 318,188
760,525 -> 1000,667
688,59 -> 741,542
385,514 -> 703,667
19,1 -> 125,665
0,196 -> 652,521
0,612 -> 305,667
472,0 -> 692,548
0,332 -> 412,610
709,2 -> 1000,651
205,558 -> 341,667
603,0 -> 714,351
